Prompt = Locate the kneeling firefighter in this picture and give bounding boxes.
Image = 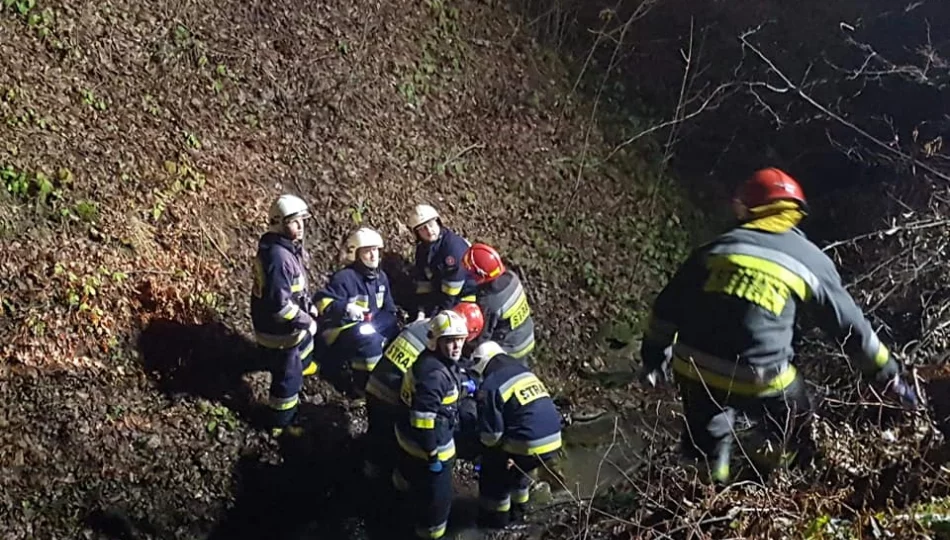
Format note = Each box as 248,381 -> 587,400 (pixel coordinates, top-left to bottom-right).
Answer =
250,194 -> 319,436
462,243 -> 536,362
639,167 -> 919,483
363,302 -> 484,479
469,341 -> 562,528
393,310 -> 469,539
312,227 -> 399,396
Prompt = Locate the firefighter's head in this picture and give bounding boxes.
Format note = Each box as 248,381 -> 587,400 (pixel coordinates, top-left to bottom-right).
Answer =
268,194 -> 310,243
408,204 -> 442,244
470,341 -> 505,376
345,227 -> 384,270
733,167 -> 807,220
427,310 -> 469,361
462,243 -> 505,286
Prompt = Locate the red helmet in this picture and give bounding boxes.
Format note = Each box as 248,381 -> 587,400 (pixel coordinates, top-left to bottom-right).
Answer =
737,168 -> 807,209
463,243 -> 506,285
451,302 -> 484,342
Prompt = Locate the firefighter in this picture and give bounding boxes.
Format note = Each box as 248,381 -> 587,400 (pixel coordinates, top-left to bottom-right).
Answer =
461,243 -> 536,361
392,310 -> 469,539
468,341 -> 562,528
363,302 -> 484,480
250,194 -> 319,436
639,167 -> 919,484
312,226 -> 399,397
408,204 -> 478,319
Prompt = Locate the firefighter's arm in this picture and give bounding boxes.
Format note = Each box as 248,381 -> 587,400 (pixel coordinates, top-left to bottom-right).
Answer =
476,387 -> 505,448
413,245 -> 434,296
312,273 -> 349,324
640,252 -> 696,371
434,243 -> 469,310
408,367 -> 444,456
811,254 -> 899,382
261,256 -> 313,330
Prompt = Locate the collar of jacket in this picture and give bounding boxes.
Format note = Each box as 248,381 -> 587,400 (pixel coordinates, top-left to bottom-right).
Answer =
740,200 -> 805,233
350,261 -> 378,279
262,232 -> 301,254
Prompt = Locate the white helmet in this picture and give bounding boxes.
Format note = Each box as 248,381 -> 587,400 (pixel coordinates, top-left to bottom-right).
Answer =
345,227 -> 384,263
268,194 -> 310,226
470,341 -> 505,375
426,310 -> 469,351
408,204 -> 440,230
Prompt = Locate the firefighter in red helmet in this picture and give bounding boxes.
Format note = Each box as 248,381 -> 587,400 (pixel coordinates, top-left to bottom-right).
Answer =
462,243 -> 536,362
640,167 -> 918,484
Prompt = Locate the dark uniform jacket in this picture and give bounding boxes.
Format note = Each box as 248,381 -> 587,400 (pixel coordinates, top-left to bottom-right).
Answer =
366,319 -> 430,406
641,225 -> 900,396
476,354 -> 562,456
250,233 -> 314,349
394,351 -> 461,462
474,270 -> 535,359
413,227 -> 477,314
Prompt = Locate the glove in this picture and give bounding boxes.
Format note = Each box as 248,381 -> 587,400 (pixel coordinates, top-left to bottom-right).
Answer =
885,374 -> 919,410
462,379 -> 477,396
345,302 -> 368,322
308,320 -> 318,336
415,310 -> 427,322
428,457 -> 443,473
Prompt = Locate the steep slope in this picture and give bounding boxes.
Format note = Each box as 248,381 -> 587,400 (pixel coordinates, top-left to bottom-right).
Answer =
0,0 -> 690,537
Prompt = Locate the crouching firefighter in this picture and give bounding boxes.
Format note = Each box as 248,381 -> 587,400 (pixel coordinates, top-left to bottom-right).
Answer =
392,310 -> 469,539
363,302 -> 484,480
461,243 -> 536,362
313,227 -> 399,396
250,194 -> 319,436
639,167 -> 919,484
408,204 -> 478,319
468,341 -> 562,528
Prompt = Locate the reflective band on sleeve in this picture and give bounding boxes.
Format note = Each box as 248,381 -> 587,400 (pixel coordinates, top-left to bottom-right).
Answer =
441,280 -> 464,296
410,411 -> 437,429
276,302 -> 300,321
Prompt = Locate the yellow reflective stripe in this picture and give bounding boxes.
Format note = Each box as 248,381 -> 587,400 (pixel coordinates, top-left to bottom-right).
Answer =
290,275 -> 305,293
410,410 -> 437,429
415,522 -> 447,539
708,254 -> 808,301
509,339 -> 535,359
255,330 -> 305,349
410,417 -> 436,429
300,340 -> 314,360
394,427 -> 456,461
441,281 -> 463,296
355,295 -> 369,308
671,356 -> 797,396
460,295 -> 477,302
502,433 -> 562,456
321,322 -> 358,345
479,495 -> 511,512
874,343 -> 890,368
269,394 -> 299,411
511,488 -> 530,504
441,391 -> 458,405
277,303 -> 300,321
489,268 -> 501,278
317,297 -> 334,314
